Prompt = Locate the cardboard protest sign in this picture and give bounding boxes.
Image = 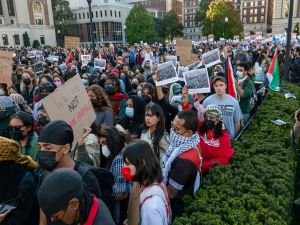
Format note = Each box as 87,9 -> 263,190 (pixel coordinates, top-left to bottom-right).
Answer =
94,58 -> 106,70
0,51 -> 12,85
208,34 -> 214,43
176,39 -> 193,66
202,49 -> 221,68
165,55 -> 177,67
178,66 -> 189,81
255,31 -> 263,41
81,55 -> 91,66
183,68 -> 210,94
64,36 -> 80,49
33,62 -> 43,76
156,61 -> 178,86
42,75 -> 96,148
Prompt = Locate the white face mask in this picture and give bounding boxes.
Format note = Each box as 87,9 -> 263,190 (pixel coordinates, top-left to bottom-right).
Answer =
0,89 -> 5,96
102,145 -> 111,157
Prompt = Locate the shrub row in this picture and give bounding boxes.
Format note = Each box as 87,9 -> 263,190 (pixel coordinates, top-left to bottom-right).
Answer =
174,84 -> 300,225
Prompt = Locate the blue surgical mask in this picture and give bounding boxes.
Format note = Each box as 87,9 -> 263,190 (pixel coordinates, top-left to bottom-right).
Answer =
236,71 -> 244,79
125,107 -> 134,118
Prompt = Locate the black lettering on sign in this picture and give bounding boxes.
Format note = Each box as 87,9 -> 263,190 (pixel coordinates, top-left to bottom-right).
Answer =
68,95 -> 79,112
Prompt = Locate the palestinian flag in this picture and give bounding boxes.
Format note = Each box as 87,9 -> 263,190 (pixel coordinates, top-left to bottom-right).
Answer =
226,56 -> 238,99
267,51 -> 280,91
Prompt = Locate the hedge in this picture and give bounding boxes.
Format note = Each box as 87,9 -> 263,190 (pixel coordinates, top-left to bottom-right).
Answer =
174,84 -> 300,225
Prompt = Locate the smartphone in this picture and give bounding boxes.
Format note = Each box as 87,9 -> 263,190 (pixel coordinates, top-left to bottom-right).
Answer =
0,204 -> 16,214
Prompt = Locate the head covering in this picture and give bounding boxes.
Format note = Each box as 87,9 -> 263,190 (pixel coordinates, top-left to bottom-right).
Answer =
111,68 -> 120,75
38,120 -> 74,145
37,168 -> 84,217
0,96 -> 19,112
0,136 -> 37,169
9,94 -> 33,114
204,104 -> 223,120
38,82 -> 56,93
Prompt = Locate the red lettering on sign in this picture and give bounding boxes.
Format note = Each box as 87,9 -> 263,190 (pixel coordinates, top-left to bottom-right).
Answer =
77,103 -> 93,121
69,118 -> 77,128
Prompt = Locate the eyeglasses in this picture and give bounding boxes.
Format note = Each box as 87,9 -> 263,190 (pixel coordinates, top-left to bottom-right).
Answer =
171,121 -> 187,134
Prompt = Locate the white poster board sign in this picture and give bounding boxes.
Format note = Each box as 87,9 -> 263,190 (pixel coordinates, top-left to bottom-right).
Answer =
202,49 -> 221,68
81,55 -> 91,66
156,61 -> 178,86
183,68 -> 211,93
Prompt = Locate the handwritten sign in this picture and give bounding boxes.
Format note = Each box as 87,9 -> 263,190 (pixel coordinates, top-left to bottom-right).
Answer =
64,36 -> 80,49
176,39 -> 193,66
0,51 -> 12,85
81,55 -> 91,66
42,75 -> 96,148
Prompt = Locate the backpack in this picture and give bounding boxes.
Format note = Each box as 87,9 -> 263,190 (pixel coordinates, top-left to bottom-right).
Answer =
76,162 -> 115,211
129,51 -> 136,64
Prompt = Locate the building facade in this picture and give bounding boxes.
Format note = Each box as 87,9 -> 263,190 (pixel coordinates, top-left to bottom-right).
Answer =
272,0 -> 300,34
240,0 -> 273,33
69,0 -> 132,47
182,0 -> 200,40
0,0 -> 56,47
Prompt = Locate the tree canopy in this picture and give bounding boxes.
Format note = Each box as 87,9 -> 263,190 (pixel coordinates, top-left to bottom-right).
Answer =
160,10 -> 183,40
125,5 -> 156,44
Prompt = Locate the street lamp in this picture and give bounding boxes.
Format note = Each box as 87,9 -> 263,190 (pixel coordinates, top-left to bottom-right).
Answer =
123,25 -> 126,46
87,0 -> 95,58
224,17 -> 228,39
57,30 -> 61,47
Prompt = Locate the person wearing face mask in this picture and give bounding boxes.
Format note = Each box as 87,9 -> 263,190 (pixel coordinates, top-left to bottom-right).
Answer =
37,120 -> 104,225
37,104 -> 50,127
9,111 -> 39,161
235,62 -> 255,123
14,67 -> 24,93
98,126 -> 131,225
118,95 -> 145,139
9,93 -> 33,114
81,73 -> 90,89
20,70 -> 38,106
53,74 -> 64,88
37,168 -> 115,225
0,96 -> 19,138
127,78 -> 139,96
122,141 -> 171,225
199,105 -> 234,174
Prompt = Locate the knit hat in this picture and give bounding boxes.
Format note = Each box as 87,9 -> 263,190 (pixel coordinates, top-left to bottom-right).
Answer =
38,120 -> 74,145
204,104 -> 223,120
37,168 -> 84,217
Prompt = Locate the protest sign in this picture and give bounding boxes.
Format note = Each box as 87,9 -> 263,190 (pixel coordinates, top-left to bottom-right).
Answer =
266,33 -> 273,43
183,68 -> 210,93
187,61 -> 201,71
292,33 -> 297,41
42,75 -> 96,148
94,58 -> 106,70
202,36 -> 208,43
255,31 -> 263,41
176,39 -> 193,66
178,66 -> 189,81
244,32 -> 250,41
0,51 -> 12,85
64,36 -> 80,49
208,34 -> 214,43
156,61 -> 178,86
33,62 -> 43,76
233,35 -> 240,43
81,55 -> 91,66
165,55 -> 177,67
202,49 -> 221,68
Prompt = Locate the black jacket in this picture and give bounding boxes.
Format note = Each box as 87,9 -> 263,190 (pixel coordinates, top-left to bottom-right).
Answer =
289,57 -> 300,84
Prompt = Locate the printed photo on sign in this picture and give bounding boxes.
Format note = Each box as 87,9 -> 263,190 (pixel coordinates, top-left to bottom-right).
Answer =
81,55 -> 91,66
156,61 -> 178,86
187,61 -> 201,71
94,58 -> 106,70
165,55 -> 177,67
183,68 -> 210,93
178,66 -> 189,81
202,49 -> 221,68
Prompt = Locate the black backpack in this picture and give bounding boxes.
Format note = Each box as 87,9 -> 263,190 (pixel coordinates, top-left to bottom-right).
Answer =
76,162 -> 115,211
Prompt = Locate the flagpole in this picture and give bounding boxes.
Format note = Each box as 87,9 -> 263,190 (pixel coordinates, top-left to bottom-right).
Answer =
283,0 -> 294,82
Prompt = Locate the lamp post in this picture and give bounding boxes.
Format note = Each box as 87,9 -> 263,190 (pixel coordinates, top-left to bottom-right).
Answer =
123,25 -> 126,46
224,17 -> 228,39
57,30 -> 60,47
87,0 -> 95,58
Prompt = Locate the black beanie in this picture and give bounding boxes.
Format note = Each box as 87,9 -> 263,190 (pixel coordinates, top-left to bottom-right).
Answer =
37,168 -> 83,217
38,120 -> 74,145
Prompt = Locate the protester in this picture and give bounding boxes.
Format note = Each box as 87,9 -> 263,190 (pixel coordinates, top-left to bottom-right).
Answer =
0,96 -> 19,138
37,168 -> 115,225
289,46 -> 300,84
0,137 -> 39,225
9,93 -> 33,114
199,105 -> 234,173
123,141 -> 171,225
203,76 -> 242,139
9,111 -> 39,161
20,70 -> 38,106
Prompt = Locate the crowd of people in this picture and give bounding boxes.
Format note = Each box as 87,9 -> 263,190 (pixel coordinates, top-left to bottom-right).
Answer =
0,40 -> 299,225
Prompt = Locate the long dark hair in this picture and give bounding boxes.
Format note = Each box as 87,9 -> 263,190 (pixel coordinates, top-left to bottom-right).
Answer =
123,140 -> 162,186
142,103 -> 165,158
200,120 -> 223,138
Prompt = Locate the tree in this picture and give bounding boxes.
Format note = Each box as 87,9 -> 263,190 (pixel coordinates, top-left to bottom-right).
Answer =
195,0 -> 210,28
51,0 -> 77,46
23,32 -> 30,47
203,0 -> 243,40
125,5 -> 157,44
32,40 -> 41,49
160,10 -> 183,41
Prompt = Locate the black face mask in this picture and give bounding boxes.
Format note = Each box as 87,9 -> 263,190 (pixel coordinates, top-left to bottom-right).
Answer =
104,84 -> 116,95
90,99 -> 98,108
13,65 -> 17,70
38,116 -> 49,126
38,150 -> 58,171
23,78 -> 31,86
11,129 -> 25,141
40,93 -> 49,98
17,74 -> 22,80
204,120 -> 216,130
142,95 -> 152,104
131,83 -> 138,90
0,110 -> 6,121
